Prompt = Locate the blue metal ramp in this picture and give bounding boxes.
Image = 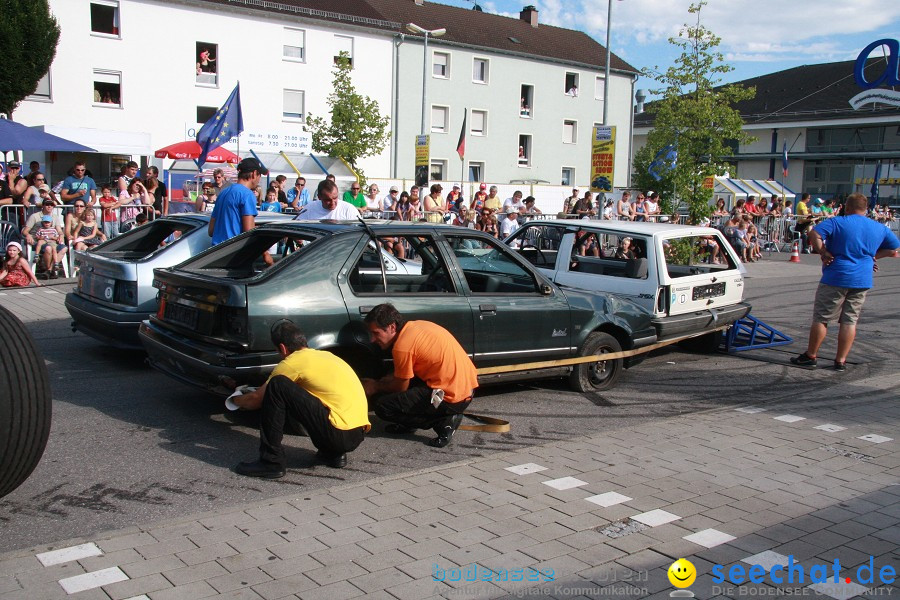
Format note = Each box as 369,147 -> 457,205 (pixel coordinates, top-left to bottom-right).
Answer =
722,314 -> 793,353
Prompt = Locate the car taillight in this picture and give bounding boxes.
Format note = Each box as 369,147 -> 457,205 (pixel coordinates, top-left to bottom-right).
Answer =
114,281 -> 138,306
223,307 -> 248,337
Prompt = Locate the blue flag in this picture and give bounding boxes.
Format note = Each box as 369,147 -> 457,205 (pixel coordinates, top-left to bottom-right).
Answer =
196,83 -> 243,165
870,161 -> 882,210
782,141 -> 788,177
648,144 -> 677,181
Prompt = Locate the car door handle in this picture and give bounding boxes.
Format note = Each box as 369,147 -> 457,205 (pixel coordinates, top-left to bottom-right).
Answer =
359,306 -> 374,315
479,304 -> 497,315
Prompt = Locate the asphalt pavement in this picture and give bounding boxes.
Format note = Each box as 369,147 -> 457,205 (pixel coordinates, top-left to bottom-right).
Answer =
0,252 -> 897,599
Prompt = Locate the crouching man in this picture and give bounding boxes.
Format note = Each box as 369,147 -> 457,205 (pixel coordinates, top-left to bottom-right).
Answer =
361,303 -> 478,448
233,321 -> 370,478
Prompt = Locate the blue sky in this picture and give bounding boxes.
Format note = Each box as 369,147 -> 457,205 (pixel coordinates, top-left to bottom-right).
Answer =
438,0 -> 900,92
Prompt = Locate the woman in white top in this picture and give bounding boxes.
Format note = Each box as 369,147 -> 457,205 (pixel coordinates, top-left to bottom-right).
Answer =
644,192 -> 661,220
364,184 -> 381,213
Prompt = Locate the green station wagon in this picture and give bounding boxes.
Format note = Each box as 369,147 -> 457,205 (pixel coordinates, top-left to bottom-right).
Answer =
139,221 -> 660,395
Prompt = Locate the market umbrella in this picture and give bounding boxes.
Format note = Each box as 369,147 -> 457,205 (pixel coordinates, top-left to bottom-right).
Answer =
0,117 -> 96,152
154,141 -> 239,163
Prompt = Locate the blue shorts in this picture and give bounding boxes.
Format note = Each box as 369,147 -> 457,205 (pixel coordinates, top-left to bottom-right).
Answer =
35,241 -> 66,253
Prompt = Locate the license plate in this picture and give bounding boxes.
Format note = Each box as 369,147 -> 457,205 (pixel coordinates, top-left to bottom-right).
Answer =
692,282 -> 726,300
83,273 -> 116,302
164,302 -> 199,329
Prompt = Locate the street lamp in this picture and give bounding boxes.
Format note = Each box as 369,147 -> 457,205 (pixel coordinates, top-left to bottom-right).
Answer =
406,22 -> 446,135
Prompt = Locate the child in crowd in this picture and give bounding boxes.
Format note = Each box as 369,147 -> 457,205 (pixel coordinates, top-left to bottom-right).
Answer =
261,189 -> 282,212
0,242 -> 40,287
99,185 -> 120,239
34,215 -> 66,278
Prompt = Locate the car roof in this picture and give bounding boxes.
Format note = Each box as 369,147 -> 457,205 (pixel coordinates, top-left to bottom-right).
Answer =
162,212 -> 293,224
257,219 -> 468,233
521,219 -> 725,237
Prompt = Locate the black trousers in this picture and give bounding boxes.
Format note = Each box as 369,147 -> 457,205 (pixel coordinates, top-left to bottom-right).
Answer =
373,381 -> 472,431
259,376 -> 366,467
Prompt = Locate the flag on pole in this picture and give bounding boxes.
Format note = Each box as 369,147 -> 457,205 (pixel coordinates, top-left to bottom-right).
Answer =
456,109 -> 467,160
196,83 -> 244,166
870,160 -> 882,210
648,144 -> 677,181
782,141 -> 788,177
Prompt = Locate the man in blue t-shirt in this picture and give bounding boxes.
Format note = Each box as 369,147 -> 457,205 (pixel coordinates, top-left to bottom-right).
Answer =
209,157 -> 267,245
791,193 -> 899,371
59,161 -> 97,206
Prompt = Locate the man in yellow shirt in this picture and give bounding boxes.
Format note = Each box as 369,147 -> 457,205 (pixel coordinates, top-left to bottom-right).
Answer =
232,321 -> 370,478
362,304 -> 478,448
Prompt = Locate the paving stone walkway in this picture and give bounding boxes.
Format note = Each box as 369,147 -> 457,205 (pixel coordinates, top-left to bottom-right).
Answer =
1,369 -> 897,600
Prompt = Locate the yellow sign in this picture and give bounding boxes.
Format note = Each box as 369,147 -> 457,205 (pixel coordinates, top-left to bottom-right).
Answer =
414,135 -> 430,187
703,176 -> 715,189
855,177 -> 899,185
590,126 -> 615,192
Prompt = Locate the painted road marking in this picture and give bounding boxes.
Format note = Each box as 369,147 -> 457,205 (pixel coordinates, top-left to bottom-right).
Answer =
37,543 -> 103,567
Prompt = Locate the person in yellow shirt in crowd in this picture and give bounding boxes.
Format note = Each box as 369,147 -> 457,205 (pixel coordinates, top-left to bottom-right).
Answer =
232,321 -> 370,478
362,304 -> 478,448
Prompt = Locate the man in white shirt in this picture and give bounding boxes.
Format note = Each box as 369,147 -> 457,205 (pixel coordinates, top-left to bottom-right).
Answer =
503,190 -> 525,214
298,180 -> 360,220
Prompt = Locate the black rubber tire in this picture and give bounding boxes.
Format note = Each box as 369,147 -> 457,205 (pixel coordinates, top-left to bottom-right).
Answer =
0,304 -> 52,498
678,330 -> 723,354
569,332 -> 623,393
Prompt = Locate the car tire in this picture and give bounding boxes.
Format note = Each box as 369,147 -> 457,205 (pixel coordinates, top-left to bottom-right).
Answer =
569,332 -> 623,393
0,304 -> 52,498
678,330 -> 722,354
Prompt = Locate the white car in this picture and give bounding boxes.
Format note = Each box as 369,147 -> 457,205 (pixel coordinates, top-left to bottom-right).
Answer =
505,220 -> 750,344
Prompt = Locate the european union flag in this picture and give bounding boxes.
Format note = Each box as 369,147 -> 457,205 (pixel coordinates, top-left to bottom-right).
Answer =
196,83 -> 243,165
648,144 -> 677,181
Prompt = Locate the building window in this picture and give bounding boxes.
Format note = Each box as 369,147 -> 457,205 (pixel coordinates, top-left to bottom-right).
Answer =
283,89 -> 305,121
334,35 -> 353,66
93,70 -> 121,107
561,167 -> 574,186
471,110 -> 487,136
197,106 -> 216,123
196,42 -> 218,85
27,72 -> 52,102
433,52 -> 450,78
563,120 -> 577,144
518,135 -> 531,167
431,105 -> 449,133
430,160 -> 447,181
283,28 -> 305,62
520,84 -> 533,117
90,1 -> 120,36
473,58 -> 489,84
468,161 -> 484,182
565,72 -> 579,96
595,76 -> 606,100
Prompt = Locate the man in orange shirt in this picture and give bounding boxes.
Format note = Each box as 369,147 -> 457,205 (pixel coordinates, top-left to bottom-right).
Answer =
362,303 -> 478,448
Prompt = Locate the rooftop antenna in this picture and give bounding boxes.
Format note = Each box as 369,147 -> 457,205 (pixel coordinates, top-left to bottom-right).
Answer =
465,0 -> 483,11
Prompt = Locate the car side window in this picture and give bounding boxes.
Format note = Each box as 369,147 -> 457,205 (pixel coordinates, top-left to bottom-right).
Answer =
662,235 -> 735,278
507,225 -> 564,268
565,232 -> 649,280
446,234 -> 540,294
348,234 -> 454,295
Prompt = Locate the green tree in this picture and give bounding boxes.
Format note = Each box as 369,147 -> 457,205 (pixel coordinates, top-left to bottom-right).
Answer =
305,52 -> 390,185
636,1 -> 755,223
0,0 -> 60,117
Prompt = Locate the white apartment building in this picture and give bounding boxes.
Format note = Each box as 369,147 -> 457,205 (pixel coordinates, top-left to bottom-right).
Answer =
14,0 -> 638,189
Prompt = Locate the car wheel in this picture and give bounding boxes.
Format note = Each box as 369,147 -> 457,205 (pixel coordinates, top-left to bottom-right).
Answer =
0,305 -> 52,498
569,332 -> 623,393
678,330 -> 722,354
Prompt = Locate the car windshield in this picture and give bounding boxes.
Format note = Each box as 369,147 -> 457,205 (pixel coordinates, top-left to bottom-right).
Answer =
182,229 -> 322,279
94,218 -> 202,260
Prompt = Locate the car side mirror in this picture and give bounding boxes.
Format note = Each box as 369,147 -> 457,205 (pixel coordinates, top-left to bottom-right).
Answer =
541,284 -> 553,295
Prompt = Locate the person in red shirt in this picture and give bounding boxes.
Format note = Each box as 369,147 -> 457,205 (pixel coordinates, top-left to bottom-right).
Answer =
361,303 -> 478,448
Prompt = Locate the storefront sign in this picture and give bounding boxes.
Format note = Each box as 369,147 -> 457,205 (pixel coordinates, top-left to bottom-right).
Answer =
850,38 -> 900,108
590,126 -> 615,193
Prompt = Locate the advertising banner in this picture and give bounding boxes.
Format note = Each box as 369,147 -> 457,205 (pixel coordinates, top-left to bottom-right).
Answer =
590,126 -> 615,193
415,135 -> 430,187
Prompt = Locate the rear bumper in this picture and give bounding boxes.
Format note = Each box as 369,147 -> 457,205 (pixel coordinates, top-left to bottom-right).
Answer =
138,321 -> 277,395
65,292 -> 148,350
653,302 -> 752,340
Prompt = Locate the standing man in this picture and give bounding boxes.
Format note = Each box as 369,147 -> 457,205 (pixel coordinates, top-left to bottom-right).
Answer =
211,168 -> 231,195
299,179 -> 360,220
503,190 -> 525,214
362,304 -> 478,448
286,177 -> 310,209
343,181 -> 365,209
563,188 -> 579,214
232,321 -> 370,478
59,161 -> 98,207
117,161 -> 139,198
209,157 -> 266,245
3,161 -> 27,204
790,193 -> 899,371
484,185 -> 502,213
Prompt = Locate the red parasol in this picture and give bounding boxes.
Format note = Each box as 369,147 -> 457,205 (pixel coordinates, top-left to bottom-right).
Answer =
154,141 -> 239,163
